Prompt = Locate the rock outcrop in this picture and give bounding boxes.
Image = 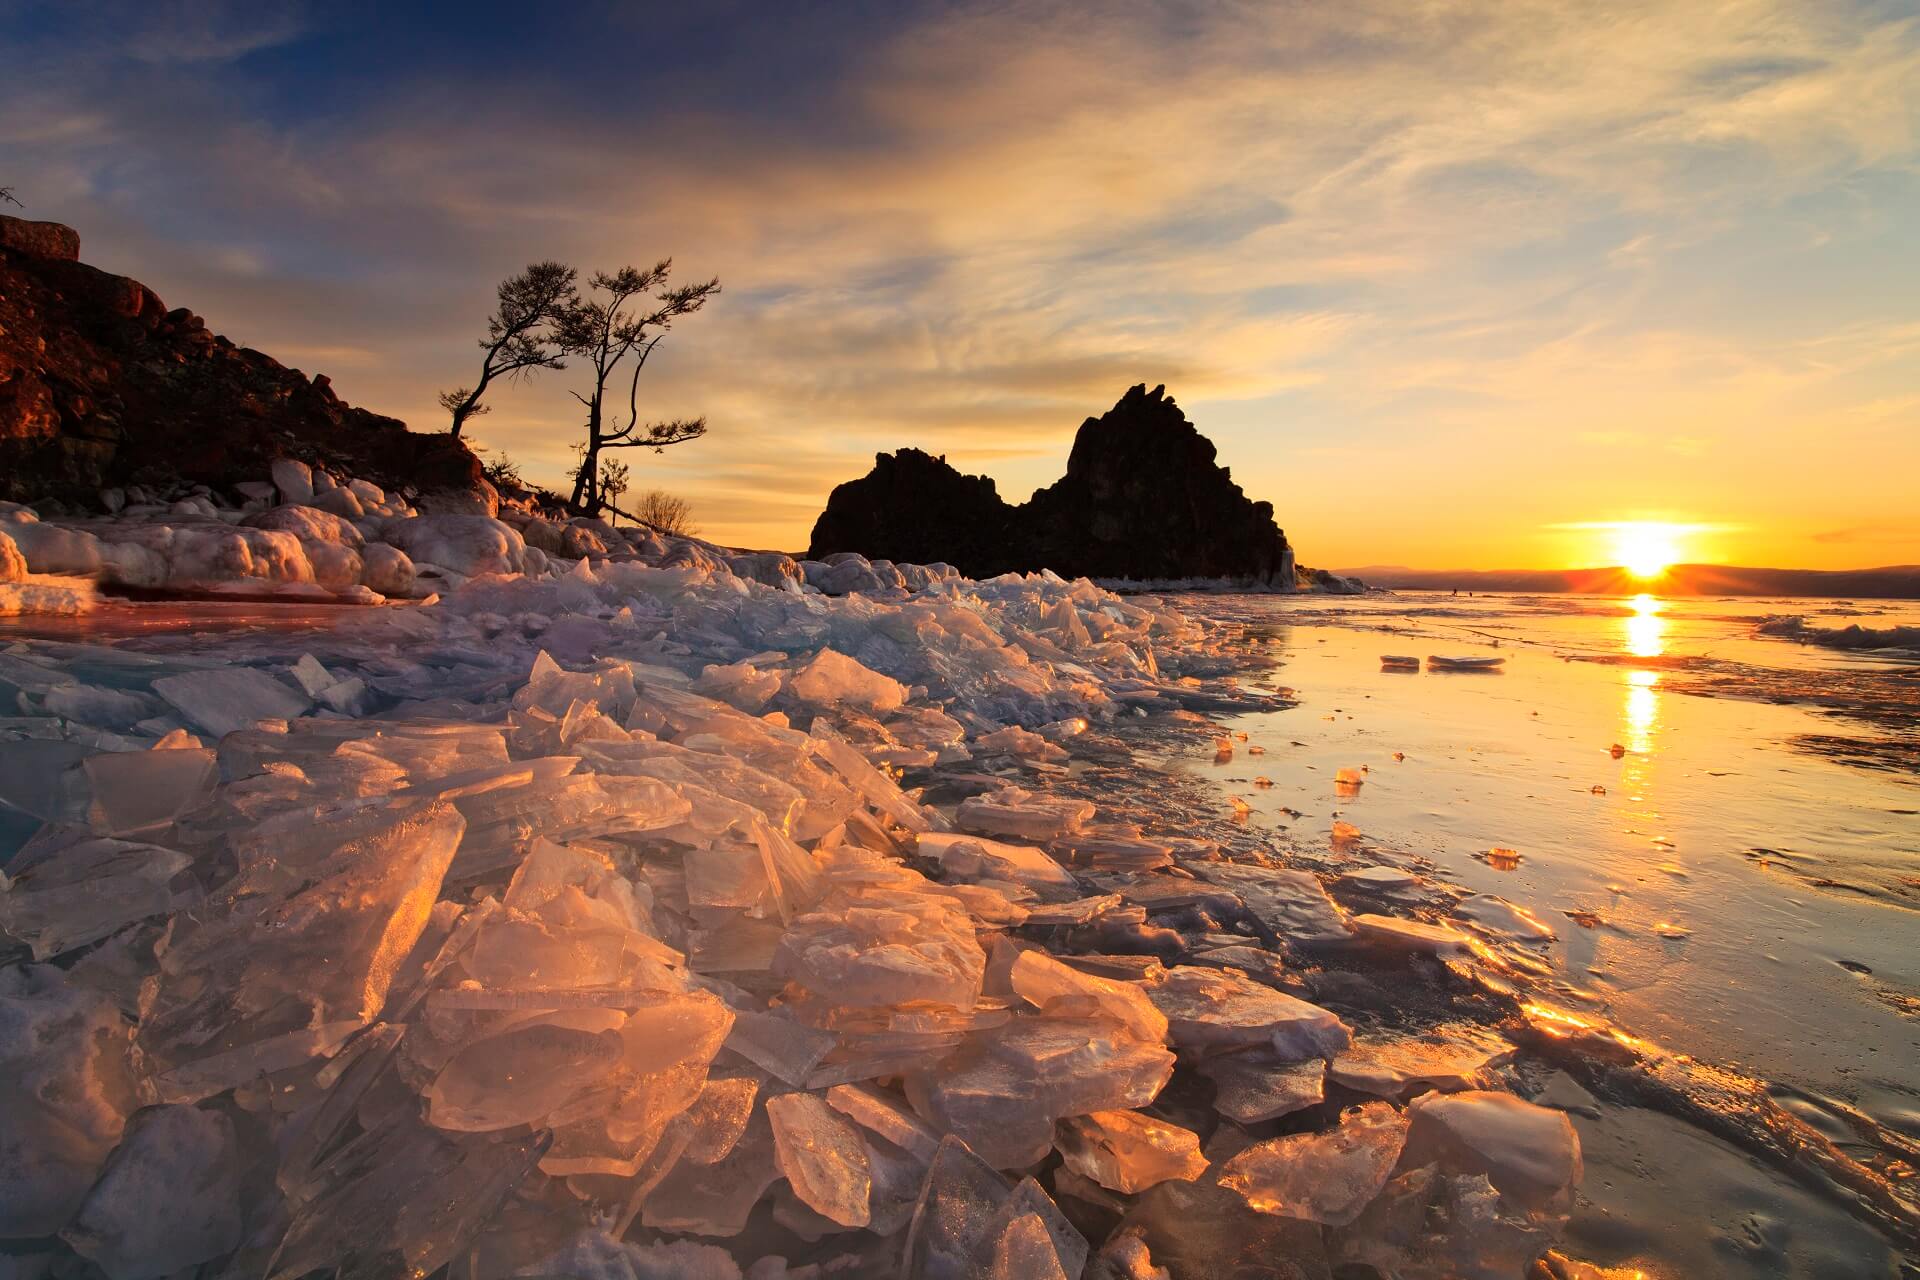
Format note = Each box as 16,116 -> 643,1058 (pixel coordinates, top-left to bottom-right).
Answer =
0,214 -> 484,507
809,384 -> 1297,586
805,447 -> 1017,575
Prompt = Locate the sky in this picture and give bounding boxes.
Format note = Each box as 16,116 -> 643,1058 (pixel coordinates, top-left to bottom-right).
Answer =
3,0 -> 1917,569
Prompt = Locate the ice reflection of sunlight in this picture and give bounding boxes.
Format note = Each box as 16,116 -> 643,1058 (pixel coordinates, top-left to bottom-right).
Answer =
1625,669 -> 1660,760
1625,593 -> 1665,659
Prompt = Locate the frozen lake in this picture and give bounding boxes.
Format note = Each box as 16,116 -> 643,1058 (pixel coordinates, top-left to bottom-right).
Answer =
1,575 -> 1914,1276
1172,590 -> 1919,1274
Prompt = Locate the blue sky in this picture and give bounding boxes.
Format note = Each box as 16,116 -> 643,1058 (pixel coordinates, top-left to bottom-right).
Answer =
4,0 -> 1917,565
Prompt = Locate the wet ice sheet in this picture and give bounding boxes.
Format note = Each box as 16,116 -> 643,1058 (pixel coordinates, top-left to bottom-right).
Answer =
1175,589 -> 1919,1273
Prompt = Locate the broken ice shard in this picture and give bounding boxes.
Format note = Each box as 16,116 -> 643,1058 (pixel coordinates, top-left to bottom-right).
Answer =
151,667 -> 312,738
1055,1109 -> 1208,1193
0,827 -> 194,960
767,1090 -> 874,1227
1146,964 -> 1349,1059
1402,1089 -> 1583,1213
137,800 -> 463,1102
1219,1100 -> 1409,1226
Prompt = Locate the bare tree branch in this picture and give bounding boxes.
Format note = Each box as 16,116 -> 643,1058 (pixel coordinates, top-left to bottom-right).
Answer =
443,262 -> 577,439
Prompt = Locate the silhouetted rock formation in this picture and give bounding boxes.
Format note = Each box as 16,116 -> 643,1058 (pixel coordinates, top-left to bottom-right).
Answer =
806,446 -> 1016,573
809,384 -> 1296,585
0,214 -> 484,507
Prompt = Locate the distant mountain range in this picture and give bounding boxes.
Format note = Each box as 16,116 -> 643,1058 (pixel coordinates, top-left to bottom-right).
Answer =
1335,563 -> 1920,600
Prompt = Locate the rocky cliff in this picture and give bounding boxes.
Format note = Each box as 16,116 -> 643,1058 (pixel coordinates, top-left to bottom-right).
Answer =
0,215 -> 483,508
809,383 -> 1298,586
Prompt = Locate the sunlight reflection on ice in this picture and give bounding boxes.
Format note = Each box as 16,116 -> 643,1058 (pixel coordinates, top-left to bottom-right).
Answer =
1625,593 -> 1666,659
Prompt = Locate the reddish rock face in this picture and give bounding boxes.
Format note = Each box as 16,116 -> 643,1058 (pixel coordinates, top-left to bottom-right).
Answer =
808,383 -> 1293,584
0,215 -> 81,261
0,217 -> 484,505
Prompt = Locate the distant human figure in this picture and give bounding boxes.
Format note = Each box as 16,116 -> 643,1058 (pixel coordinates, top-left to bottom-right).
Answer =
1451,587 -> 1458,597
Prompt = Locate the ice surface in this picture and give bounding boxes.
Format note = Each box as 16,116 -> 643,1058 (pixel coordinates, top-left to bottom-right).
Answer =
83,744 -> 218,834
0,552 -> 1591,1274
1191,863 -> 1352,949
1341,864 -> 1419,890
786,646 -> 907,713
974,1178 -> 1088,1279
1146,965 -> 1349,1058
766,1091 -> 873,1227
1455,893 -> 1557,941
425,1015 -> 626,1131
919,830 -> 1079,894
1330,1029 -> 1516,1101
1056,1109 -> 1207,1193
901,1135 -> 1010,1280
0,827 -> 194,958
957,787 -> 1096,840
1428,654 -> 1505,671
980,1211 -> 1071,1280
138,799 -> 463,1101
1330,1165 -> 1554,1280
908,1014 -> 1175,1168
528,1231 -> 746,1280
1118,1178 -> 1328,1280
267,1111 -> 546,1280
60,1103 -> 242,1280
827,1082 -> 944,1162
0,966 -> 136,1237
1402,1089 -> 1583,1213
1351,912 -> 1475,957
1009,949 -> 1168,1044
151,667 -> 312,738
1199,1049 -> 1326,1123
1219,1100 -> 1409,1226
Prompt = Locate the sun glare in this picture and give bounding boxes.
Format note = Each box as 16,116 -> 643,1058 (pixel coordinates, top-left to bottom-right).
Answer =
1610,522 -> 1684,579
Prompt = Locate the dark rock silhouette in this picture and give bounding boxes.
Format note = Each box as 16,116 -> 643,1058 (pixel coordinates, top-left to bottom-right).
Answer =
805,447 -> 1017,573
809,383 -> 1295,584
0,214 -> 483,506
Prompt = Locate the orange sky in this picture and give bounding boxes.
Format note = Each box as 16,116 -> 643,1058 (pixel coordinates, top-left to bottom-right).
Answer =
12,2 -> 1918,569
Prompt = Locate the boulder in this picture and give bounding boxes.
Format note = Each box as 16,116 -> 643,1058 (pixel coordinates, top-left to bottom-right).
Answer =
729,551 -> 804,591
380,515 -> 526,578
310,486 -> 364,520
306,542 -> 364,591
270,459 -> 315,506
415,479 -> 500,519
242,504 -> 365,550
561,522 -> 609,559
0,215 -> 80,260
510,515 -> 566,556
9,522 -> 103,576
360,542 -> 416,597
0,527 -> 24,581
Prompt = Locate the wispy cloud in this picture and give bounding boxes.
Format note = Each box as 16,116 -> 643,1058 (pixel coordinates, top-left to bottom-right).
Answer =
2,0 -> 1916,561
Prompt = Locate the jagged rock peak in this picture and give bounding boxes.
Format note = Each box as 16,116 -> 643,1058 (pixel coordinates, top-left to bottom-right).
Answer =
809,384 -> 1295,586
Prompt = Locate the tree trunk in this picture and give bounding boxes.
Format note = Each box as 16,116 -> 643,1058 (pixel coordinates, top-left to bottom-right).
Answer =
449,369 -> 493,440
568,394 -> 604,514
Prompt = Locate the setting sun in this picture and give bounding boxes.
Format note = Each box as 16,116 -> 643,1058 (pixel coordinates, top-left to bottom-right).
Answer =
1613,523 -> 1684,579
